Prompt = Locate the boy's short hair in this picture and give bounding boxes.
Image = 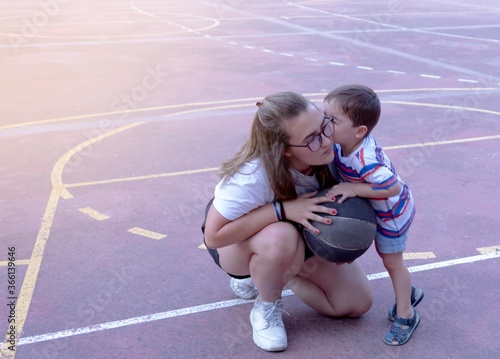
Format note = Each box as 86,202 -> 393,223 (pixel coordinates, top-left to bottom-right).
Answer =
325,84 -> 381,134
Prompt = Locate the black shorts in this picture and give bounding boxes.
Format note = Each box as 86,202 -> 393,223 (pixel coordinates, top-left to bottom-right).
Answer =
201,199 -> 314,279
201,198 -> 250,279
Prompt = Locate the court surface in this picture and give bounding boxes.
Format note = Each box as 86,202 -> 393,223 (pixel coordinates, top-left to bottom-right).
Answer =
1,0 -> 499,358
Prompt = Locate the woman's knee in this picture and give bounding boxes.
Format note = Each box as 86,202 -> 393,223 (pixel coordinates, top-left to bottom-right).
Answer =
347,289 -> 373,317
254,222 -> 303,261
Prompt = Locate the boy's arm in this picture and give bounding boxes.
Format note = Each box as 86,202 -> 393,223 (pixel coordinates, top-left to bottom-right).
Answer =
327,181 -> 401,204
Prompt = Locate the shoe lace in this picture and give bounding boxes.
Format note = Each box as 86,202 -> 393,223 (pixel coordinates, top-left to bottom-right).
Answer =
236,281 -> 255,294
262,301 -> 290,328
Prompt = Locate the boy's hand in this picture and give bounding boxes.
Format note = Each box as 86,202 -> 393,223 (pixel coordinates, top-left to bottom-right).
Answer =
327,183 -> 359,204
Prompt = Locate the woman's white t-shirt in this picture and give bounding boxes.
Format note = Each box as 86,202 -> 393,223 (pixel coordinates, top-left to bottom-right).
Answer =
213,159 -> 336,221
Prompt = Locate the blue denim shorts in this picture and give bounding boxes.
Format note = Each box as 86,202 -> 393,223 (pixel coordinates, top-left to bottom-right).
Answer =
376,231 -> 408,254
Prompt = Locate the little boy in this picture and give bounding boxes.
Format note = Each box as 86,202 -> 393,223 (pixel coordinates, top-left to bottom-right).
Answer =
324,84 -> 424,346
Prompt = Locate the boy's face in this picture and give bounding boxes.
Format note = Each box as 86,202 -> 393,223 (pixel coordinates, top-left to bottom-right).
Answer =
323,99 -> 359,149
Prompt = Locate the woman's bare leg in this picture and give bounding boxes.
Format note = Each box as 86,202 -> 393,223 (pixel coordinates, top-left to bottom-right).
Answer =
218,222 -> 305,302
287,256 -> 372,317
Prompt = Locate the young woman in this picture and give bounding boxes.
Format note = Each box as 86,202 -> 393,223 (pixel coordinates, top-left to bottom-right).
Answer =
203,91 -> 372,352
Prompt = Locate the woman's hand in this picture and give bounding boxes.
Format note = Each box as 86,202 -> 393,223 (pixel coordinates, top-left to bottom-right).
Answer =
282,191 -> 337,234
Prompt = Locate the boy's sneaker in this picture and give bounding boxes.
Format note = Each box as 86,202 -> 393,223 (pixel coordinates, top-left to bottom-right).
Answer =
250,299 -> 288,352
230,277 -> 258,300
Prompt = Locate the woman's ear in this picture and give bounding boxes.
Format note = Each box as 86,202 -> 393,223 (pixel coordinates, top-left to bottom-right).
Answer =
354,125 -> 368,139
284,148 -> 293,157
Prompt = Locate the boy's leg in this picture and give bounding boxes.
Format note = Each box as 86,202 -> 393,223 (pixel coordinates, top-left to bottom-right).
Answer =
380,252 -> 412,318
380,250 -> 420,345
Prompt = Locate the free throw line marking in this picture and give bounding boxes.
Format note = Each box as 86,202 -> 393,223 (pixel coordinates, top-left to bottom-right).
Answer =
128,227 -> 167,240
16,251 -> 500,346
403,252 -> 436,260
78,207 -> 110,221
477,245 -> 500,254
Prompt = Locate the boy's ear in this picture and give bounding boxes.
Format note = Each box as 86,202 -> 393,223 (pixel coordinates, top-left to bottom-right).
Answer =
355,125 -> 368,139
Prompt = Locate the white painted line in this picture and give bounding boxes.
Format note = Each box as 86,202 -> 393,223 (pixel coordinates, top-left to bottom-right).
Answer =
281,53 -> 294,57
387,70 -> 405,74
458,79 -> 479,83
244,45 -> 254,49
229,42 -> 238,45
306,58 -> 318,62
19,298 -> 252,346
366,251 -> 499,280
357,66 -> 373,70
17,251 -> 500,346
262,49 -> 274,53
420,74 -> 441,79
329,62 -> 345,66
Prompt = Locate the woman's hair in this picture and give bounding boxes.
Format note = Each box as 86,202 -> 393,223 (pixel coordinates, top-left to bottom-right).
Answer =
220,91 -> 335,200
324,84 -> 380,134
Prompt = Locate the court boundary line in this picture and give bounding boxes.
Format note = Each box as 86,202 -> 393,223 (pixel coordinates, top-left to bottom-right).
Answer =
16,251 -> 500,346
1,88 -> 499,132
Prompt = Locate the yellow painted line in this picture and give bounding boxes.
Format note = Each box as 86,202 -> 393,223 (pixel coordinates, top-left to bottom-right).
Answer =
66,167 -> 218,188
52,123 -> 144,200
0,97 -> 258,131
403,252 -> 436,260
0,259 -> 30,266
0,13 -> 220,40
160,102 -> 255,117
1,123 -> 143,359
61,97 -> 498,190
78,207 -> 110,221
0,30 -> 208,40
2,88 -> 498,132
477,245 -> 500,254
128,227 -> 167,240
65,131 -> 500,190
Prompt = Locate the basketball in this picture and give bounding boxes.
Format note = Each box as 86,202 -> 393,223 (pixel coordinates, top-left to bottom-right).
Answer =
303,188 -> 377,263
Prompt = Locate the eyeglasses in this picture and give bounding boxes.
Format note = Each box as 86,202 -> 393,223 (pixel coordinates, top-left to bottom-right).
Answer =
287,117 -> 334,152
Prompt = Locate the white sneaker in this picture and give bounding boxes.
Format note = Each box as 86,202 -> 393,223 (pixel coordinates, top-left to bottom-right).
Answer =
250,299 -> 288,352
230,277 -> 258,299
